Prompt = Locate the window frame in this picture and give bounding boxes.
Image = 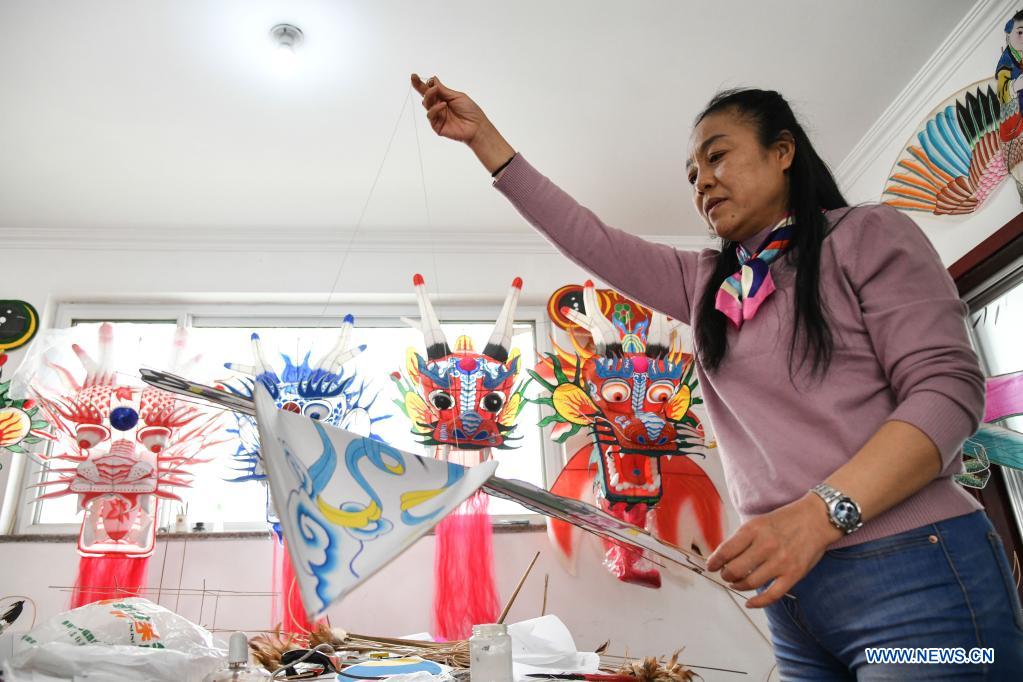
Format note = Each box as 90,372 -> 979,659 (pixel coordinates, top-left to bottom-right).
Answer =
951,210 -> 1023,606
963,257 -> 1023,539
10,299 -> 563,535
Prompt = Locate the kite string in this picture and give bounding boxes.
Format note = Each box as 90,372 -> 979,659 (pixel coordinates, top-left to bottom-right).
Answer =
409,87 -> 442,304
316,85 -> 417,322
408,85 -> 464,451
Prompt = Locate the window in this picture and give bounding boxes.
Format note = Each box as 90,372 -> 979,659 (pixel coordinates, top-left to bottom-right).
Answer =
14,303 -> 554,534
968,263 -> 1023,536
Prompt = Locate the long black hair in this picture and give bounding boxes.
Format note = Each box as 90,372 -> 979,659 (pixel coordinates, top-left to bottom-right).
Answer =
694,88 -> 849,376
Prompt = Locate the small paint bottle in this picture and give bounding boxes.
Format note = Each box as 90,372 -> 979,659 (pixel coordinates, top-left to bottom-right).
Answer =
203,632 -> 270,681
469,623 -> 513,682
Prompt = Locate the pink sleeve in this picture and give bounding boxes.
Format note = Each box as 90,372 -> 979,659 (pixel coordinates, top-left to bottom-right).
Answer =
494,154 -> 703,323
849,205 -> 985,470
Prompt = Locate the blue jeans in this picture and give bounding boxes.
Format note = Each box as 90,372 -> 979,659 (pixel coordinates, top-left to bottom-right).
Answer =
763,511 -> 1023,680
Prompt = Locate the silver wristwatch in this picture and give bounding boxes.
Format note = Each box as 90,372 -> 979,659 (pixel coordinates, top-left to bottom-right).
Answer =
811,483 -> 863,535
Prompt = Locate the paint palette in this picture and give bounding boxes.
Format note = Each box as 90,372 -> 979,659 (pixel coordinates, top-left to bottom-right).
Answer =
337,656 -> 445,679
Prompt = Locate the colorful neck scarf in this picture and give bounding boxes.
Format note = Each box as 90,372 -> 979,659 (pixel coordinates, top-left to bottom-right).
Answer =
714,216 -> 794,328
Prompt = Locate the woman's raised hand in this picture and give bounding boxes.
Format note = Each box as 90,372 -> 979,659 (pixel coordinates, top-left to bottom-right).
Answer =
410,74 -> 484,143
410,74 -> 515,174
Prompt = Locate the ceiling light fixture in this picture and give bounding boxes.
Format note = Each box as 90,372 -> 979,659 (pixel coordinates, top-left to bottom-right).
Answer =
270,23 -> 303,73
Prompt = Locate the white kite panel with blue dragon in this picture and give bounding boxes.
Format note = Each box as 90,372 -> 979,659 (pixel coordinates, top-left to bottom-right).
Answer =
253,383 -> 497,620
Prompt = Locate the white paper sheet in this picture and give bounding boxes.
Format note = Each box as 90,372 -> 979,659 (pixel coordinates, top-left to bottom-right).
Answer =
509,614 -> 601,680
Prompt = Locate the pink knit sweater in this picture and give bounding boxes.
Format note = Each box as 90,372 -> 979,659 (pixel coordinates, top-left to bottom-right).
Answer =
495,154 -> 984,548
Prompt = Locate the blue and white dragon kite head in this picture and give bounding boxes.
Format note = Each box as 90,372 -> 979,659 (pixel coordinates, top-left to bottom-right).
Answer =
220,315 -> 390,532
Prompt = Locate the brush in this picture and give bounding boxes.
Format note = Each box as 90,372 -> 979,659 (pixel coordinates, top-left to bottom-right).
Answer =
0,600 -> 24,635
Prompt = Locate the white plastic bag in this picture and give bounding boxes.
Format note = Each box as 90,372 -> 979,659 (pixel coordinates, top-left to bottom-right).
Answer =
8,598 -> 226,681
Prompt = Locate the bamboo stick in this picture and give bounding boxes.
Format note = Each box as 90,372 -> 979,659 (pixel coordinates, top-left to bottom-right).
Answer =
498,551 -> 540,624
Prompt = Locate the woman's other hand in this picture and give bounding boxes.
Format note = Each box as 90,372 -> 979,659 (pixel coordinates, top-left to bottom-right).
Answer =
410,74 -> 515,174
706,494 -> 843,608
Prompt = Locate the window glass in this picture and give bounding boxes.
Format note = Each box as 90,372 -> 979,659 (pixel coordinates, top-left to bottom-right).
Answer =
29,318 -> 545,528
971,281 -> 1023,433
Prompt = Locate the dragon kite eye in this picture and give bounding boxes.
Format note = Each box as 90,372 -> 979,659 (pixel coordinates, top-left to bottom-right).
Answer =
303,401 -> 331,421
482,391 -> 506,413
137,425 -> 171,453
429,390 -> 454,410
281,401 -> 301,413
599,380 -> 631,403
646,381 -> 676,403
76,424 -> 110,450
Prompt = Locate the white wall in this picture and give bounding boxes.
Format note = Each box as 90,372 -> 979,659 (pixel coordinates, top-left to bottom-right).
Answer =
0,233 -> 773,681
840,0 -> 1022,265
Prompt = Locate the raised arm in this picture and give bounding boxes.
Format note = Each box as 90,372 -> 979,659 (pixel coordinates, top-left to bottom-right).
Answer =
494,155 -> 701,322
411,74 -> 703,322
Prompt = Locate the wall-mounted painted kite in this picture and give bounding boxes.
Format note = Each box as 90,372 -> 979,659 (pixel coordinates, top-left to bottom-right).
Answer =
0,301 -> 39,352
391,274 -> 528,640
882,10 -> 1023,214
531,282 -> 724,588
956,370 -> 1023,489
24,323 -> 223,607
0,352 -> 54,468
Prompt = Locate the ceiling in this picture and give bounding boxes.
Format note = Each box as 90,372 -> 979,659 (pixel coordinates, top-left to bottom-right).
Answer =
0,0 -> 971,239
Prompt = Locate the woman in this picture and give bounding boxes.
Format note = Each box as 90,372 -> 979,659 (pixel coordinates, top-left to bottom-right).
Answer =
410,75 -> 1023,679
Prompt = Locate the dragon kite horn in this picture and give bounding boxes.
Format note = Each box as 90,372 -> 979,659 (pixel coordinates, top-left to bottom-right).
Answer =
169,326 -> 202,374
483,277 -> 522,363
72,322 -> 115,386
583,281 -> 622,357
97,323 -> 114,383
314,314 -> 362,372
412,274 -> 451,361
645,310 -> 671,359
249,333 -> 278,378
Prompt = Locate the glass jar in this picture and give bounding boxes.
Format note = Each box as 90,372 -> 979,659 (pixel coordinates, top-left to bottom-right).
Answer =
469,623 -> 514,681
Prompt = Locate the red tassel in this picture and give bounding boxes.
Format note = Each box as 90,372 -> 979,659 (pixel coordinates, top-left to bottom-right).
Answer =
432,490 -> 499,640
271,538 -> 283,628
598,500 -> 661,588
272,539 -> 318,634
71,555 -> 150,608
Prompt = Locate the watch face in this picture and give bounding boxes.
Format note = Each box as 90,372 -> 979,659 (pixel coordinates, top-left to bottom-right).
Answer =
834,499 -> 861,528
